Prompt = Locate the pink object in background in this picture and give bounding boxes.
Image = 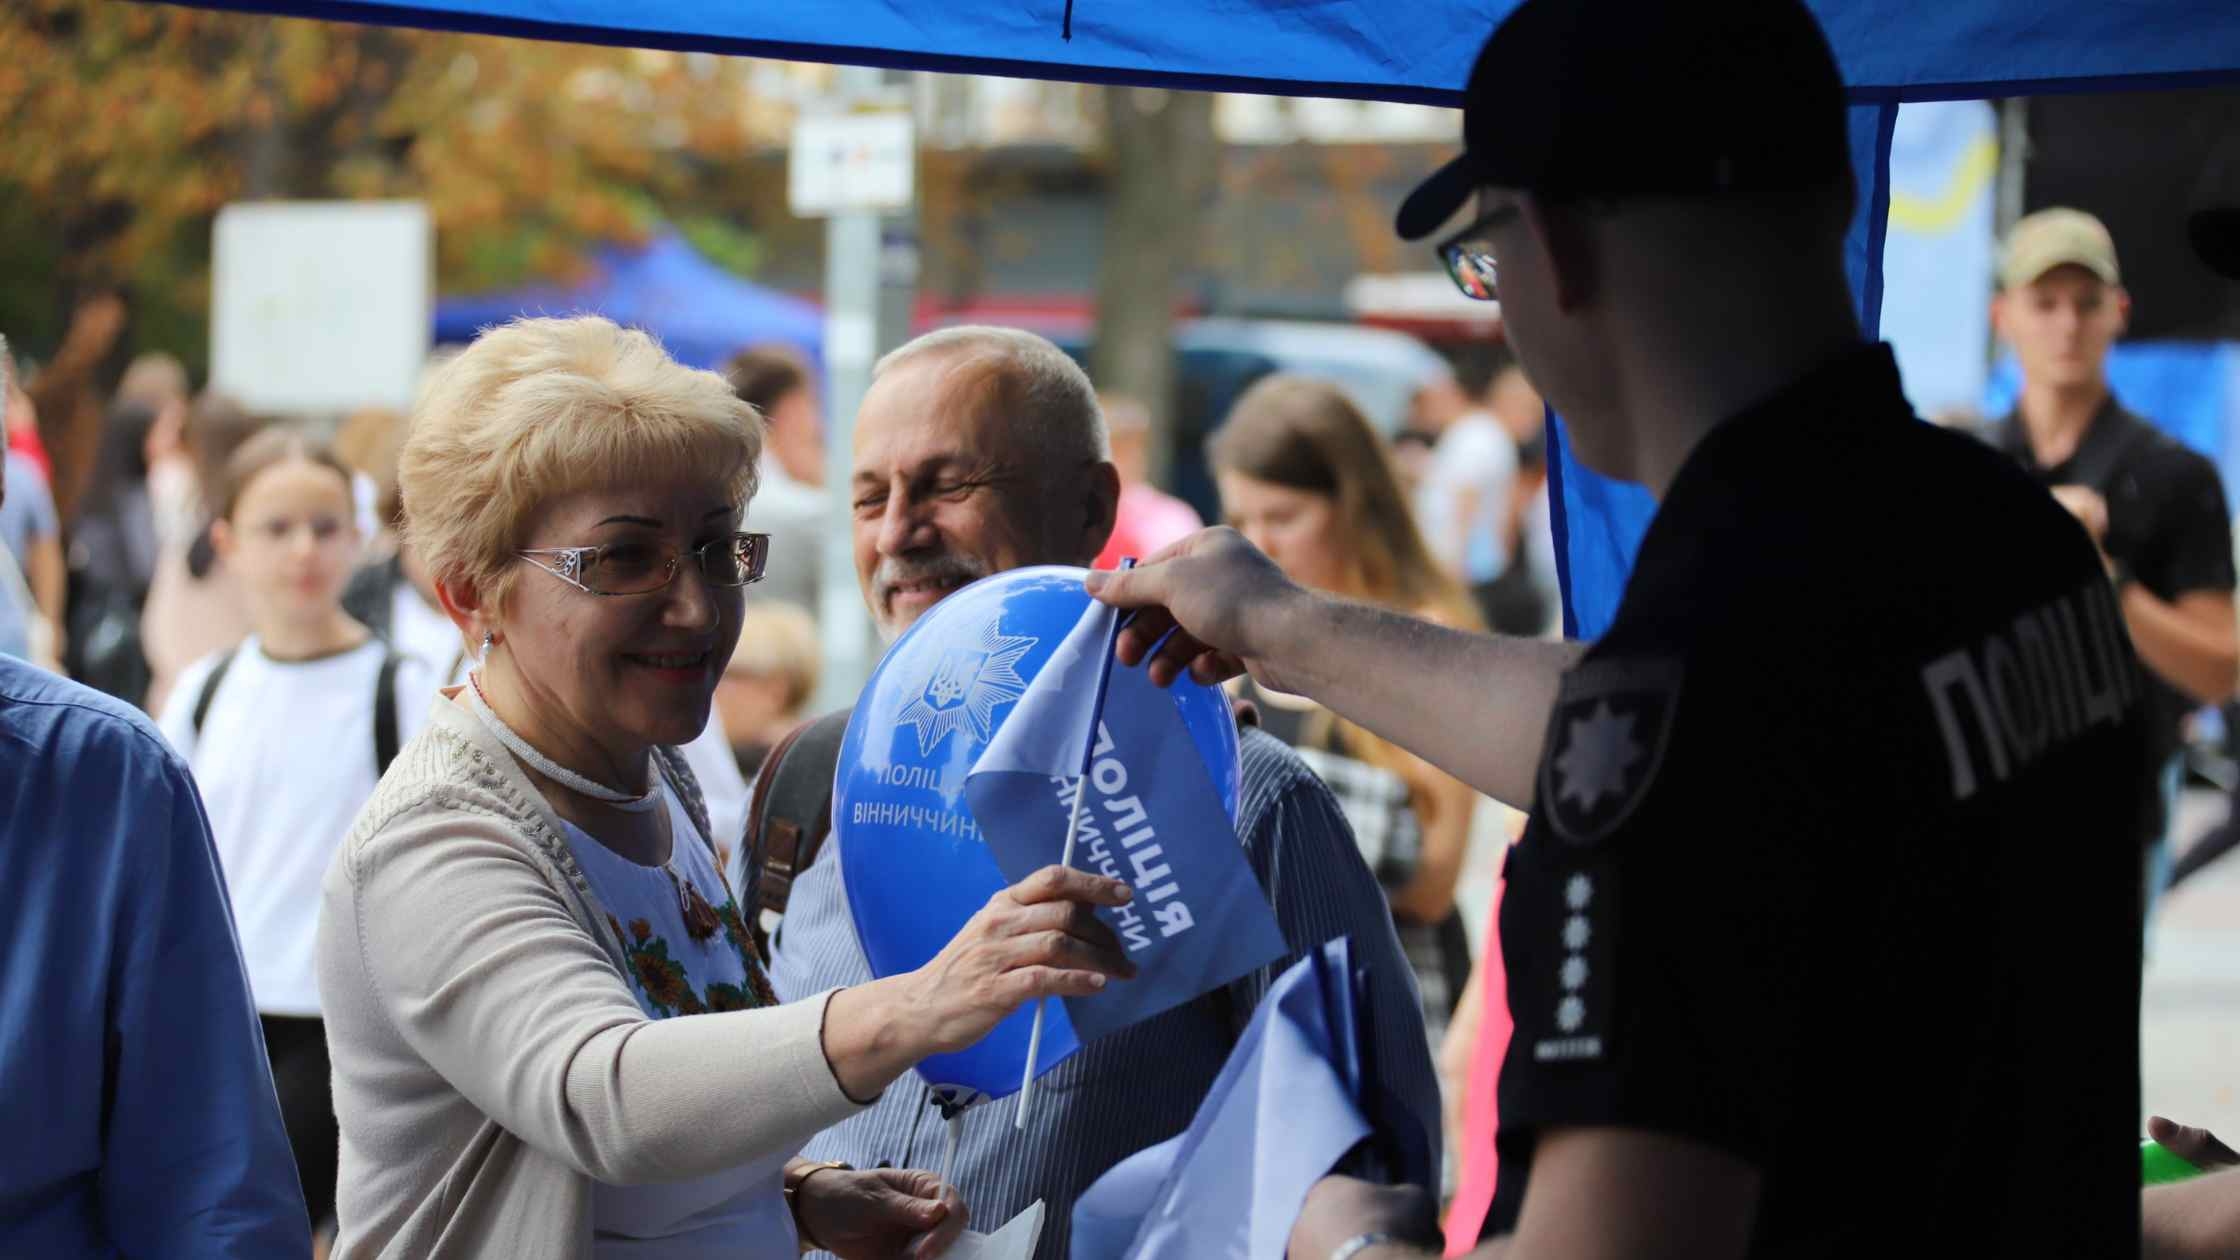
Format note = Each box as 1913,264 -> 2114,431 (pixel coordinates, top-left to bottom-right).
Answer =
1443,881 -> 1511,1255
4,414 -> 50,484
1094,483 -> 1203,570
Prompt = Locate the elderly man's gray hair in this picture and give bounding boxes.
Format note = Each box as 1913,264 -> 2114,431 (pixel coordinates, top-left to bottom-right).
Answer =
873,325 -> 1110,468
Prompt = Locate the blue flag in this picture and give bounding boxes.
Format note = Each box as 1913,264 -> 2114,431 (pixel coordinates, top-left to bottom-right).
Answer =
1070,937 -> 1433,1260
964,598 -> 1285,1044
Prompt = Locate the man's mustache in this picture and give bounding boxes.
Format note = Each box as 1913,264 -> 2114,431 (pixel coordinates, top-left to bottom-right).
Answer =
874,552 -> 990,601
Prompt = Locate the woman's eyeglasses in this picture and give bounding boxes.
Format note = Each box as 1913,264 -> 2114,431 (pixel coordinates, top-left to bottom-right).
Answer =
1435,202 -> 1520,303
516,532 -> 770,597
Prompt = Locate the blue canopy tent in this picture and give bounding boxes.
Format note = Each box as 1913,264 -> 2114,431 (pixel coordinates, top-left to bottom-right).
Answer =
435,232 -> 824,373
185,0 -> 2240,637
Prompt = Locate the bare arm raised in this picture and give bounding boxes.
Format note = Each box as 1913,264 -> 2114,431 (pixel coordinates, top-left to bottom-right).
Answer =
1087,528 -> 1584,810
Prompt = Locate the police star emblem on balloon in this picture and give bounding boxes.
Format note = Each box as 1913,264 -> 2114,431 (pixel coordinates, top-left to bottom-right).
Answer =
1539,657 -> 1682,846
894,622 -> 1036,755
832,566 -> 1275,1107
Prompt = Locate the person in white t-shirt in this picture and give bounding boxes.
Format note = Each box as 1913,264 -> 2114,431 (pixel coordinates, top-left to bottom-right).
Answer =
1409,370 -> 1518,591
158,426 -> 434,1239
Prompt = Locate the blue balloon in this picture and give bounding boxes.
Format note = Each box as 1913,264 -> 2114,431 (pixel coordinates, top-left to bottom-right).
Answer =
835,566 -> 1241,1104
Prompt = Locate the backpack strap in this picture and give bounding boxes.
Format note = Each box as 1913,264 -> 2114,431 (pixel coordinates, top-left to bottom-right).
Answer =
741,708 -> 852,953
2059,412 -> 2156,497
1991,404 -> 2154,496
373,651 -> 404,777
189,647 -> 240,744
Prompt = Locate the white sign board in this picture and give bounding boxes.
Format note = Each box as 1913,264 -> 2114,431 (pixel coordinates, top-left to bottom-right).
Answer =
212,201 -> 432,415
789,113 -> 915,217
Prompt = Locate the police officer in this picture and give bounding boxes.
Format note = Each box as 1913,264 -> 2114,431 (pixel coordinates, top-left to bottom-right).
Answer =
1088,0 -> 2151,1256
1986,207 -> 2238,908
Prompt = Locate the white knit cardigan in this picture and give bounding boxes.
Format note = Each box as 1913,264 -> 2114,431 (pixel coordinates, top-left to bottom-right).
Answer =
317,689 -> 864,1258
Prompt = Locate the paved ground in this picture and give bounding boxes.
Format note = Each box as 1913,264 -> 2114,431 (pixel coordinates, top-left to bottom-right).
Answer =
2146,788 -> 2240,1139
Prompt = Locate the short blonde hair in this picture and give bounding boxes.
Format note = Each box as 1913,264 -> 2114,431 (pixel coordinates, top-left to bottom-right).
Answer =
399,316 -> 761,612
727,600 -> 822,715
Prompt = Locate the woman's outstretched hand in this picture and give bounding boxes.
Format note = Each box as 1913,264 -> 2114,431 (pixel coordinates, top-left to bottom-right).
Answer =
821,865 -> 1135,1101
901,864 -> 1137,1055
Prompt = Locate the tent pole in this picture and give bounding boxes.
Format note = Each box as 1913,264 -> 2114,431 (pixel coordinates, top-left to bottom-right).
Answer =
816,65 -> 890,706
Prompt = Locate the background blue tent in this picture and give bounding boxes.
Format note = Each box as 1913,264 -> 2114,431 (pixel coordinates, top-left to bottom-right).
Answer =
190,0 -> 2240,637
435,232 -> 824,373
178,1 -> 2240,106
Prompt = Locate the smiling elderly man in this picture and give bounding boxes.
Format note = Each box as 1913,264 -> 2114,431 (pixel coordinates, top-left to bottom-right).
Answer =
746,325 -> 1438,1260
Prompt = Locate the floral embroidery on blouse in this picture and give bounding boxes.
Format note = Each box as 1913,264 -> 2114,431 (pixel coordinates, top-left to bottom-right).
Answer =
620,920 -> 703,1017
705,982 -> 755,1012
612,905 -> 778,1017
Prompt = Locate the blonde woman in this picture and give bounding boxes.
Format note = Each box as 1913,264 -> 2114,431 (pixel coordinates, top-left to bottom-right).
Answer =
1207,373 -> 1484,1046
318,317 -> 1135,1259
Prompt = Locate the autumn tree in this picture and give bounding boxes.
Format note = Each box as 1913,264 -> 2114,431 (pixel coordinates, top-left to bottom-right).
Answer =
0,0 -> 763,370
1088,87 -> 1217,484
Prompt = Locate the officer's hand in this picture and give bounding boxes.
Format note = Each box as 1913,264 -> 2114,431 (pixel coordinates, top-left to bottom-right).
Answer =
1285,1174 -> 1439,1260
1086,527 -> 1313,690
2050,484 -> 2110,547
2149,1116 -> 2240,1171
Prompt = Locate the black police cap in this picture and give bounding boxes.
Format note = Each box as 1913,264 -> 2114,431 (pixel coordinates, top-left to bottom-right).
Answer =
1396,0 -> 1853,241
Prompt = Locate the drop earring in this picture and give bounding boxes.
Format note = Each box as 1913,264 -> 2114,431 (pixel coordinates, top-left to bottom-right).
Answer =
481,631 -> 495,660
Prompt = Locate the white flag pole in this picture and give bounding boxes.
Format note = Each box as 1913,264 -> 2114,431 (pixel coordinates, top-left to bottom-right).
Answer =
1014,560 -> 1135,1131
1015,778 -> 1092,1129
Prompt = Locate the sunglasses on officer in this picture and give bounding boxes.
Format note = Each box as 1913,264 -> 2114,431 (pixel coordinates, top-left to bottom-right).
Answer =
1435,201 -> 1522,303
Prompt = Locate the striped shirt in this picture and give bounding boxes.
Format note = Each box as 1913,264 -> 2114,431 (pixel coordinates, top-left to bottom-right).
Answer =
769,725 -> 1441,1259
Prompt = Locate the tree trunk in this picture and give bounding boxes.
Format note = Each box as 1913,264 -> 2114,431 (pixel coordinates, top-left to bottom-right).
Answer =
1090,88 -> 1217,485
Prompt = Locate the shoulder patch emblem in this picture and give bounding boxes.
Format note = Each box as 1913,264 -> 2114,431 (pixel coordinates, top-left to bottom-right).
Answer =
1538,657 -> 1682,847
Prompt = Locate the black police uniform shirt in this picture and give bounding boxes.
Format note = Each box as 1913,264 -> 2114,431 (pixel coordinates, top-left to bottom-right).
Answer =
1486,345 -> 2147,1256
1991,399 -> 2238,810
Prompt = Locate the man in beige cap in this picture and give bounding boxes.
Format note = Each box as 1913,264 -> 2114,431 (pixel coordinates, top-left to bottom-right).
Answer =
1991,206 -> 2238,903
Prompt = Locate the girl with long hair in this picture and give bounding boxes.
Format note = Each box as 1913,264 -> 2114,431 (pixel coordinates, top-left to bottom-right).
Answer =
1208,373 -> 1484,1045
157,425 -> 434,1241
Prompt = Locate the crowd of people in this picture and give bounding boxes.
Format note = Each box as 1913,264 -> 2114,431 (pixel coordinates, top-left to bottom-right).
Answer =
0,302 -> 1517,1257
6,0 -> 2240,1256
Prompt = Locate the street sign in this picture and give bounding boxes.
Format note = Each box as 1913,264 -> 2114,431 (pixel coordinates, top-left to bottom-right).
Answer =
211,201 -> 432,415
789,112 -> 915,217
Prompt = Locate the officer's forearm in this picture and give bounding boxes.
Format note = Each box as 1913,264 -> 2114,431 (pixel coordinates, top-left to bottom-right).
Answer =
1269,598 -> 1583,810
2120,586 -> 2239,705
2141,1168 -> 2240,1260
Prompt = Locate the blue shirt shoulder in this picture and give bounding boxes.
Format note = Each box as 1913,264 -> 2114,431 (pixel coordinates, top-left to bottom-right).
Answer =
0,654 -> 181,771
0,655 -> 313,1256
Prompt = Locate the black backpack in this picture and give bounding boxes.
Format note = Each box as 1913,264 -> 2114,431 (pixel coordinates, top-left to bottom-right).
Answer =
739,709 -> 853,954
191,646 -> 407,777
